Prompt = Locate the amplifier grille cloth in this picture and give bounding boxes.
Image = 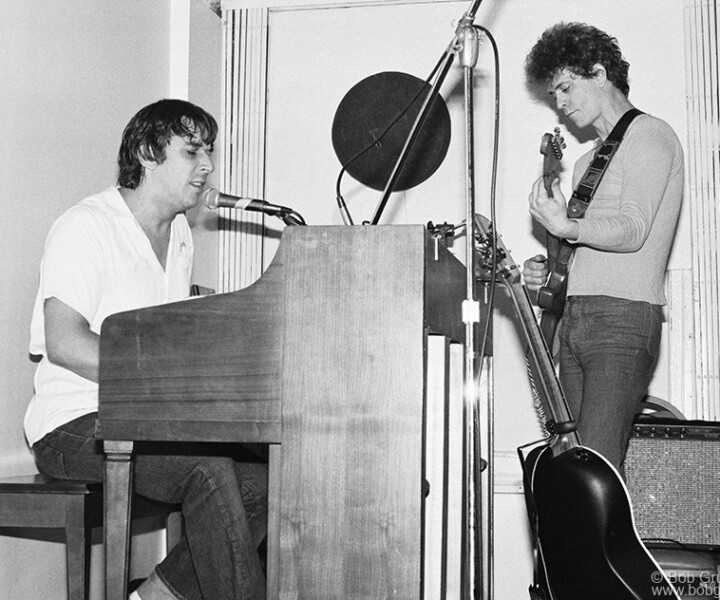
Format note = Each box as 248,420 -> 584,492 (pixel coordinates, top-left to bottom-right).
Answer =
625,433 -> 720,547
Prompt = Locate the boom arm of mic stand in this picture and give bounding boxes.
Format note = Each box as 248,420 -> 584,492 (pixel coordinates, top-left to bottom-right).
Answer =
369,46 -> 456,225
368,0 -> 485,226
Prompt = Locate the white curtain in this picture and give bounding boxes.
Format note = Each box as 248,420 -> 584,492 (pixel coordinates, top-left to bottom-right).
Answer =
218,7 -> 269,292
685,0 -> 720,419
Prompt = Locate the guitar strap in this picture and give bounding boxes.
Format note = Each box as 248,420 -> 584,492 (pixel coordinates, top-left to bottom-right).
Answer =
566,108 -> 644,219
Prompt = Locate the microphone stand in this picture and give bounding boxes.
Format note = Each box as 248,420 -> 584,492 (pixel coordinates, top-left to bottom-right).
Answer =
460,18 -> 489,600
370,1 -> 488,598
457,11 -> 486,600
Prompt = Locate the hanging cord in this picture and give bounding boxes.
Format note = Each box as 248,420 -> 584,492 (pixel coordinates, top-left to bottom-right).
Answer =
473,24 -> 498,367
469,24 -> 498,600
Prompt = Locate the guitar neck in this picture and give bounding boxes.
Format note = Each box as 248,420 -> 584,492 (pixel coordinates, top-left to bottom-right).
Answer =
545,232 -> 561,272
499,268 -> 580,453
472,212 -> 579,453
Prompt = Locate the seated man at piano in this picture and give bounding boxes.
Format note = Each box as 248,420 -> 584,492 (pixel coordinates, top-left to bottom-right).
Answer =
24,99 -> 268,600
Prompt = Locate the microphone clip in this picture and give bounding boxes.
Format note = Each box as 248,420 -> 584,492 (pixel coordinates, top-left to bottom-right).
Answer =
277,209 -> 306,227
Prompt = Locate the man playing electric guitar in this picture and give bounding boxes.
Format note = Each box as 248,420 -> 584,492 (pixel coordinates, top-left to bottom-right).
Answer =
522,22 -> 684,472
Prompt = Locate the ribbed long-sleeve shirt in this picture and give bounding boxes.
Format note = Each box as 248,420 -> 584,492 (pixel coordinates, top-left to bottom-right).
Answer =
567,114 -> 684,305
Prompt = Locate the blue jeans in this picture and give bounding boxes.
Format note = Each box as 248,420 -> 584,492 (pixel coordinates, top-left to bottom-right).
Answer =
558,295 -> 662,470
32,413 -> 268,600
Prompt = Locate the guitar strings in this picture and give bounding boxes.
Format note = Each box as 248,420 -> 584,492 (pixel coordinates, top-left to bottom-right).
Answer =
524,351 -> 551,439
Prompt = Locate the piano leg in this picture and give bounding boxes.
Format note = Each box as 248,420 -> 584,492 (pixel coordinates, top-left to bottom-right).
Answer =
267,444 -> 281,599
103,440 -> 134,600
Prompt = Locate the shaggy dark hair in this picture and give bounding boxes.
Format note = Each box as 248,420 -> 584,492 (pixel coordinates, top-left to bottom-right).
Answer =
117,99 -> 218,190
525,22 -> 630,97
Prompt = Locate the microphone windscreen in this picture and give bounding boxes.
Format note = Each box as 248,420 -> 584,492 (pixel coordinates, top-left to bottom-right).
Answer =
201,188 -> 220,209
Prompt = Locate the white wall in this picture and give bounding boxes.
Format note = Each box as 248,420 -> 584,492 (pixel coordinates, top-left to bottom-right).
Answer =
0,0 -> 180,473
0,1 -> 222,598
0,0 -> 165,477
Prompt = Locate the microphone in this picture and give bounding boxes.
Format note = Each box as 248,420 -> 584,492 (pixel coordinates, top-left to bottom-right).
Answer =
202,188 -> 283,215
202,188 -> 306,226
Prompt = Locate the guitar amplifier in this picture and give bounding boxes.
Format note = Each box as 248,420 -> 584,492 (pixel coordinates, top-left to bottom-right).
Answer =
625,417 -> 720,548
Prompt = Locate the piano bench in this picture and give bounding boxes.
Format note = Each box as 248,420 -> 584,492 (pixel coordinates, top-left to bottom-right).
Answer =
0,473 -> 181,600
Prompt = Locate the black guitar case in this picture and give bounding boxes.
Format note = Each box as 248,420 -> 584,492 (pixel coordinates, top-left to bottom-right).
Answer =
521,444 -> 680,600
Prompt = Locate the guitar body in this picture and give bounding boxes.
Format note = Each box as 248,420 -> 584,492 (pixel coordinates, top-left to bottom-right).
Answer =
528,445 -> 679,600
536,234 -> 573,348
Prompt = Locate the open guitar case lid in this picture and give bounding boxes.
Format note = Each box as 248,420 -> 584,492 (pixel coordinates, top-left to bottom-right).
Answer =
633,396 -> 720,439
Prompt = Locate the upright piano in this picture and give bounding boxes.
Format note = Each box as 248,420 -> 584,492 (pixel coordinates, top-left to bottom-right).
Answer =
98,225 -> 472,599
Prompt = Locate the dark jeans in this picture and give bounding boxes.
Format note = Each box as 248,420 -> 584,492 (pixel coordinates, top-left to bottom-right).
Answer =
33,412 -> 268,600
559,295 -> 662,470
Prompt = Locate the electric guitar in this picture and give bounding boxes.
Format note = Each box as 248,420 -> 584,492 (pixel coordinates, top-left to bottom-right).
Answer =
535,129 -> 572,350
473,213 -> 679,600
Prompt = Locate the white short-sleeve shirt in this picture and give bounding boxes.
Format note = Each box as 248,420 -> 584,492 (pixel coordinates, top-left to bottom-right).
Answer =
24,186 -> 193,446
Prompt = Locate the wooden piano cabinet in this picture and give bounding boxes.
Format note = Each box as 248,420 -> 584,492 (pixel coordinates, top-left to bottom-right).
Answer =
98,225 -> 468,600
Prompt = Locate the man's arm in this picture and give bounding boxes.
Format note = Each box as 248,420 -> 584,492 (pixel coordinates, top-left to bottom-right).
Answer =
44,297 -> 100,383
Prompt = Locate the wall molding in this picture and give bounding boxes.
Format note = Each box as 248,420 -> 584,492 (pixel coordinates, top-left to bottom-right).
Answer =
222,0 -> 459,10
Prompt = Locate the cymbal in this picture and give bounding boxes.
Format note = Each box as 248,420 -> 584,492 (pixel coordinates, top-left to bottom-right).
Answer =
331,71 -> 451,192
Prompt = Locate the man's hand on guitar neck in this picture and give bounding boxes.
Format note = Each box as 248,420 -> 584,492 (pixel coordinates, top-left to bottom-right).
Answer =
529,175 -> 580,242
523,254 -> 549,297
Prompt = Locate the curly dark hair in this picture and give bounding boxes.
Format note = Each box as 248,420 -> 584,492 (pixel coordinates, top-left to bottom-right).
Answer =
117,99 -> 218,190
525,22 -> 630,97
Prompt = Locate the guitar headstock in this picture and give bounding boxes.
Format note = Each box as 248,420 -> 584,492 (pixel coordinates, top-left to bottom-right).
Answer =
539,127 -> 565,196
473,213 -> 521,284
